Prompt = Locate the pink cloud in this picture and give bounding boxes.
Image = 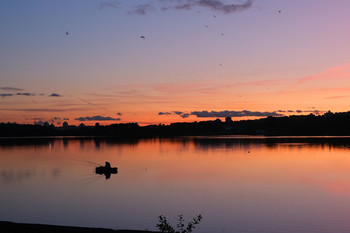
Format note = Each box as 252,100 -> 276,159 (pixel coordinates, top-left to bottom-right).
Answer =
324,95 -> 350,100
296,62 -> 350,85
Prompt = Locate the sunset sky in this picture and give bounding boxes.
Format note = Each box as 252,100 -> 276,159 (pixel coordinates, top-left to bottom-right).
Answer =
1,0 -> 350,126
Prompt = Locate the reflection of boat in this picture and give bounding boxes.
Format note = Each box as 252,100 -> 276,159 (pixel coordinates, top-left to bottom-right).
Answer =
95,162 -> 118,179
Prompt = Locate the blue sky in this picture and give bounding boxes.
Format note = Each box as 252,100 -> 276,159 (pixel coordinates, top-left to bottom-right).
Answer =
1,0 -> 350,125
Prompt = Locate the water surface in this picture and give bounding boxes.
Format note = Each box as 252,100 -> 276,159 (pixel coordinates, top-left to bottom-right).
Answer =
1,136 -> 350,233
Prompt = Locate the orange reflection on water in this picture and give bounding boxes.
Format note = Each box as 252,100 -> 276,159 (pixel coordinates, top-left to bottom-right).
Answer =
2,137 -> 350,232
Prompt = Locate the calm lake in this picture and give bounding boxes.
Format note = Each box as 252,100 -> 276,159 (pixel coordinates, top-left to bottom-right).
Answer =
1,136 -> 350,233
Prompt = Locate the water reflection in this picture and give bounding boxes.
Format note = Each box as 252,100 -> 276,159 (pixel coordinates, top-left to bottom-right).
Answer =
0,137 -> 141,149
0,168 -> 61,184
191,136 -> 350,150
1,136 -> 350,150
1,136 -> 350,233
0,169 -> 36,183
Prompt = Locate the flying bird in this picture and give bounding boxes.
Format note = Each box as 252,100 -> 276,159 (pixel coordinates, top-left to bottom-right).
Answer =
140,35 -> 145,39
278,10 -> 281,13
65,32 -> 69,35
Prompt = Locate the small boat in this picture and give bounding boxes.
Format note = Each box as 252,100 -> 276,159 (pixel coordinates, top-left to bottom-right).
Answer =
95,162 -> 118,179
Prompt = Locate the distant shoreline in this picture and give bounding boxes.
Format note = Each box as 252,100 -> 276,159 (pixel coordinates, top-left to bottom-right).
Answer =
0,221 -> 158,233
2,111 -> 350,137
3,135 -> 350,139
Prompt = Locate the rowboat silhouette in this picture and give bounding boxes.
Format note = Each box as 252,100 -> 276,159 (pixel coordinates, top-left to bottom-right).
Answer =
95,162 -> 118,179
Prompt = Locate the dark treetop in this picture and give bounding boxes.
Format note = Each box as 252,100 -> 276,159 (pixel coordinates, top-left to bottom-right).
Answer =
1,111 -> 350,137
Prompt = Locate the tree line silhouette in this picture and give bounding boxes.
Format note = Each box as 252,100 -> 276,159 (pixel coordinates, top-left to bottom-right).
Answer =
2,111 -> 350,137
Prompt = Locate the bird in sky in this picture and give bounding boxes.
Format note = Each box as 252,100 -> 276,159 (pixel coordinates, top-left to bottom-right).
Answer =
140,35 -> 145,39
278,10 -> 281,13
65,32 -> 69,35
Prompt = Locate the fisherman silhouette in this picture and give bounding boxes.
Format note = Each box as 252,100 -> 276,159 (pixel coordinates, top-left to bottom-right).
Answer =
95,161 -> 118,179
